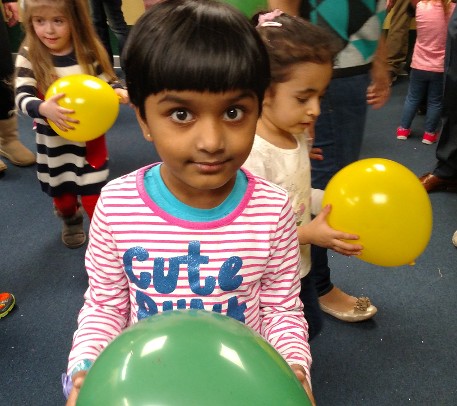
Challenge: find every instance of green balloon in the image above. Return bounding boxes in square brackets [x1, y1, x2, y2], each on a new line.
[77, 310, 311, 406]
[223, 0, 268, 17]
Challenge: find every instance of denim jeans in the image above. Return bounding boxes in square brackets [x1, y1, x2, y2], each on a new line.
[310, 73, 370, 296]
[400, 68, 444, 133]
[89, 0, 130, 69]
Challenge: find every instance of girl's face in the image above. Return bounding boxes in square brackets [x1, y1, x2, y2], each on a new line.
[136, 90, 259, 209]
[261, 61, 333, 138]
[31, 7, 72, 55]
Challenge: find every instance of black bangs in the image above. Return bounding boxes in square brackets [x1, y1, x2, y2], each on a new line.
[124, 0, 270, 117]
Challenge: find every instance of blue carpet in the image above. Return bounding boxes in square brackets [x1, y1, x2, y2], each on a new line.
[1, 77, 456, 405]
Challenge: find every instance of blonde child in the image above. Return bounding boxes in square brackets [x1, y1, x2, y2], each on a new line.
[15, 0, 129, 248]
[63, 1, 315, 404]
[244, 10, 367, 336]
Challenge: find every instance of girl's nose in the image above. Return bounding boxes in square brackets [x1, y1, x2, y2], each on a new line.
[195, 118, 225, 153]
[307, 98, 321, 119]
[44, 22, 54, 32]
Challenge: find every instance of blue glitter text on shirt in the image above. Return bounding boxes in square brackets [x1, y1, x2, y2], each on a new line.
[123, 241, 246, 322]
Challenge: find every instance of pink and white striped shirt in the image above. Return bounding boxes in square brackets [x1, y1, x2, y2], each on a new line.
[67, 165, 312, 381]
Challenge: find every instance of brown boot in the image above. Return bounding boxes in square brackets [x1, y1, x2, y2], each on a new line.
[56, 208, 87, 248]
[0, 158, 6, 173]
[0, 116, 36, 166]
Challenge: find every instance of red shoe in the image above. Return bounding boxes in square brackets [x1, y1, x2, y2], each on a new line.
[0, 292, 15, 318]
[422, 132, 438, 145]
[396, 127, 411, 140]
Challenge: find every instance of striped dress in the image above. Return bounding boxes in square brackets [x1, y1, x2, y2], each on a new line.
[67, 165, 312, 382]
[15, 48, 119, 197]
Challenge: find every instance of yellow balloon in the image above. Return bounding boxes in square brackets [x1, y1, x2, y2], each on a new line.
[44, 74, 120, 142]
[322, 158, 432, 267]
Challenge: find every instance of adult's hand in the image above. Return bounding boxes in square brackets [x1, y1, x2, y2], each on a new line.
[3, 1, 20, 27]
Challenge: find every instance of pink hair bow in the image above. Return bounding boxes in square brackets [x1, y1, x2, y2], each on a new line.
[257, 9, 283, 27]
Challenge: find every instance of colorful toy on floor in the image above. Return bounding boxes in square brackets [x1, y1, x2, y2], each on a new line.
[0, 292, 15, 318]
[76, 310, 311, 405]
[45, 74, 119, 142]
[322, 158, 432, 267]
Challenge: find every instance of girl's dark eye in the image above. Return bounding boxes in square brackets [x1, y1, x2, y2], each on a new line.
[170, 109, 193, 123]
[224, 107, 244, 121]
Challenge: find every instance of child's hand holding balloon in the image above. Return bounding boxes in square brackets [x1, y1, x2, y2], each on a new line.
[45, 74, 120, 142]
[65, 371, 87, 406]
[291, 364, 316, 406]
[115, 88, 130, 105]
[297, 204, 363, 257]
[39, 93, 79, 132]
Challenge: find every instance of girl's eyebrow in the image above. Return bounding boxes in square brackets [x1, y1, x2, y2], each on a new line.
[296, 88, 318, 95]
[158, 91, 256, 105]
[296, 86, 329, 95]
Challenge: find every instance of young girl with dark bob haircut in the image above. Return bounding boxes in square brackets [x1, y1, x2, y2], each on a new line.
[64, 1, 315, 404]
[126, 0, 269, 118]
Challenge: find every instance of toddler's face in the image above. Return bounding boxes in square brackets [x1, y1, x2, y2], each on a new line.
[262, 61, 332, 137]
[136, 89, 259, 208]
[31, 7, 72, 56]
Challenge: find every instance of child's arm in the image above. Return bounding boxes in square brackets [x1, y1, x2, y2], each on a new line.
[258, 199, 312, 386]
[15, 49, 78, 130]
[65, 193, 131, 400]
[297, 204, 363, 256]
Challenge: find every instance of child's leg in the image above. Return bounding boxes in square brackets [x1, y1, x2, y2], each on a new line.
[299, 275, 322, 341]
[80, 194, 100, 220]
[424, 72, 444, 134]
[53, 193, 79, 217]
[399, 69, 427, 130]
[53, 193, 86, 248]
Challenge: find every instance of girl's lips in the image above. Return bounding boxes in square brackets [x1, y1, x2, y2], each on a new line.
[193, 161, 227, 173]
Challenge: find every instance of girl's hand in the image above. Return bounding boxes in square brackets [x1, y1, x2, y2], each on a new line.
[290, 364, 316, 406]
[300, 205, 363, 256]
[39, 93, 79, 131]
[115, 88, 130, 104]
[65, 371, 87, 406]
[309, 146, 323, 161]
[306, 122, 323, 161]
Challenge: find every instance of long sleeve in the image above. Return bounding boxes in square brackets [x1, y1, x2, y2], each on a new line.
[67, 193, 131, 374]
[15, 49, 44, 119]
[67, 167, 312, 383]
[258, 198, 312, 381]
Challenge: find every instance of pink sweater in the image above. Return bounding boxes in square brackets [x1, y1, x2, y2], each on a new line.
[412, 1, 455, 72]
[67, 165, 312, 382]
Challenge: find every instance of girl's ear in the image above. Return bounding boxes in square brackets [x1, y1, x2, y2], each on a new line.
[134, 107, 154, 142]
[263, 86, 274, 107]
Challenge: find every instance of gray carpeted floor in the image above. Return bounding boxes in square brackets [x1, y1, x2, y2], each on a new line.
[1, 77, 456, 405]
